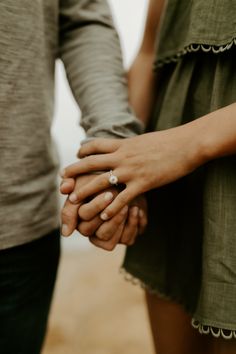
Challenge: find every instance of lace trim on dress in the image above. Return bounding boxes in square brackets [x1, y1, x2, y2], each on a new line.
[120, 267, 181, 302]
[155, 38, 236, 68]
[192, 319, 236, 339]
[121, 268, 236, 340]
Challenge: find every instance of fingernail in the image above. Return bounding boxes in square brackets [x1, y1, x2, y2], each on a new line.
[69, 193, 78, 203]
[121, 205, 128, 215]
[131, 206, 139, 217]
[100, 212, 109, 221]
[61, 224, 70, 237]
[104, 192, 113, 201]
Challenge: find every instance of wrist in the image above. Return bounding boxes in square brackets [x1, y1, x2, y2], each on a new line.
[180, 119, 213, 172]
[183, 104, 236, 169]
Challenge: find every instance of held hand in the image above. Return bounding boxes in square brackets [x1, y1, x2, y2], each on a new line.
[78, 195, 147, 251]
[62, 126, 203, 220]
[60, 174, 116, 236]
[60, 173, 147, 245]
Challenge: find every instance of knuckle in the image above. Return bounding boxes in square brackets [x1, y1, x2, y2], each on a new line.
[86, 156, 96, 169]
[95, 228, 103, 239]
[96, 230, 111, 241]
[76, 191, 84, 201]
[78, 207, 91, 221]
[61, 208, 75, 220]
[105, 242, 116, 251]
[92, 199, 102, 214]
[103, 230, 113, 241]
[112, 215, 123, 226]
[98, 178, 108, 189]
[79, 223, 94, 236]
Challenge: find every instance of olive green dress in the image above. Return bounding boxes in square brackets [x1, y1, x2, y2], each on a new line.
[123, 0, 236, 338]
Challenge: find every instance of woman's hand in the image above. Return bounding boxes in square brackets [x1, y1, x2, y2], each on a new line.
[62, 125, 204, 220]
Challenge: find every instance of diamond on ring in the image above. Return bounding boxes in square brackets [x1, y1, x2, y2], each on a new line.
[108, 170, 118, 185]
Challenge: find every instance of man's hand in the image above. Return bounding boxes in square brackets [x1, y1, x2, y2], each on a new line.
[60, 174, 115, 237]
[60, 174, 147, 250]
[77, 194, 147, 251]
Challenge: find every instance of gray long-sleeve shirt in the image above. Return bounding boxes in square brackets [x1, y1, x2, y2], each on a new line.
[0, 0, 143, 249]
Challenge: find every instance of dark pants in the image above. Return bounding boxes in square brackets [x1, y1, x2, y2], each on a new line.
[0, 229, 60, 354]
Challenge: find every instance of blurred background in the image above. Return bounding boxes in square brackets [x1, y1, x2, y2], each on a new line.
[43, 1, 154, 353]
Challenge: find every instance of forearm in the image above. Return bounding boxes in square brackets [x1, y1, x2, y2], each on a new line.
[59, 0, 143, 139]
[128, 52, 156, 125]
[185, 103, 236, 166]
[128, 0, 166, 125]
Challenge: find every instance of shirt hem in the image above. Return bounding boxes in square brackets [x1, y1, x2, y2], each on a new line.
[0, 218, 60, 250]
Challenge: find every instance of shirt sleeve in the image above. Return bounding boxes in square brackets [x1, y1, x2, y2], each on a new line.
[58, 0, 144, 139]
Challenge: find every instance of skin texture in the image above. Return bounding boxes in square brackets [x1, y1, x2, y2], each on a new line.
[145, 292, 211, 354]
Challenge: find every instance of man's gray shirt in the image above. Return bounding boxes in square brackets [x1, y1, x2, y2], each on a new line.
[0, 0, 142, 249]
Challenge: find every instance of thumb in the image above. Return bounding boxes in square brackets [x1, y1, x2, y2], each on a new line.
[60, 178, 75, 195]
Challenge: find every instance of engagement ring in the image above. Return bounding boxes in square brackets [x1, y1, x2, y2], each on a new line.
[108, 170, 118, 185]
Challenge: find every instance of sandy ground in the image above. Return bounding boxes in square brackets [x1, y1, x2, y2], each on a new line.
[42, 245, 154, 354]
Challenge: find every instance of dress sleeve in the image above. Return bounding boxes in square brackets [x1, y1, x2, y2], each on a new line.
[58, 0, 144, 139]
